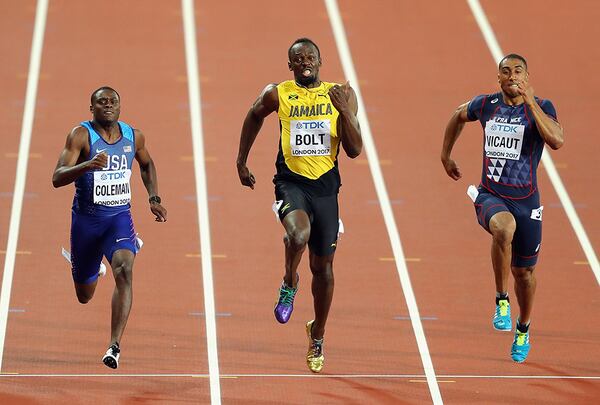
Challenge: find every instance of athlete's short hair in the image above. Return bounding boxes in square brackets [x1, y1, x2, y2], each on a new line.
[288, 37, 321, 61]
[91, 86, 120, 104]
[498, 54, 528, 70]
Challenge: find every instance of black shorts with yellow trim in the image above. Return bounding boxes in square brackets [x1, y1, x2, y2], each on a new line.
[274, 180, 339, 256]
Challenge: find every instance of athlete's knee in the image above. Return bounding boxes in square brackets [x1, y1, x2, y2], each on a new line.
[286, 227, 310, 250]
[512, 266, 535, 283]
[490, 220, 516, 246]
[75, 290, 93, 304]
[113, 261, 133, 285]
[310, 257, 334, 279]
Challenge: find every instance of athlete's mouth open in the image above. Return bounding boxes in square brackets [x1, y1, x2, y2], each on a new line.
[302, 68, 312, 77]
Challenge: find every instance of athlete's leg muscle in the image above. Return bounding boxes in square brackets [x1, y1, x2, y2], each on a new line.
[309, 251, 334, 340]
[489, 211, 516, 293]
[282, 210, 310, 288]
[74, 280, 98, 304]
[109, 249, 135, 345]
[511, 265, 536, 325]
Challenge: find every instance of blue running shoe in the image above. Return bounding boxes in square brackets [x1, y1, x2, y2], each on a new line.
[274, 278, 298, 324]
[493, 299, 512, 331]
[511, 329, 530, 363]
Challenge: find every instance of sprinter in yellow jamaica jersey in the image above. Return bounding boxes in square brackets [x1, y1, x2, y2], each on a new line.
[237, 38, 362, 373]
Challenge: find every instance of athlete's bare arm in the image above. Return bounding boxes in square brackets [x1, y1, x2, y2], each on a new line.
[52, 126, 107, 188]
[330, 82, 362, 158]
[516, 80, 564, 150]
[134, 129, 167, 222]
[441, 102, 472, 181]
[236, 84, 279, 189]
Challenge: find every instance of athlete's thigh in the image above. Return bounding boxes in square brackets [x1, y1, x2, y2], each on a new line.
[101, 210, 137, 263]
[70, 212, 105, 285]
[510, 193, 543, 267]
[274, 180, 312, 221]
[474, 189, 510, 233]
[308, 193, 339, 257]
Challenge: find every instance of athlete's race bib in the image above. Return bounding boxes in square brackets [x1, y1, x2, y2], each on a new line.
[290, 119, 331, 157]
[93, 169, 132, 206]
[484, 121, 524, 160]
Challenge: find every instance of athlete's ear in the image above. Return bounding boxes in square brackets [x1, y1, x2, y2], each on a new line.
[89, 105, 93, 113]
[288, 61, 292, 71]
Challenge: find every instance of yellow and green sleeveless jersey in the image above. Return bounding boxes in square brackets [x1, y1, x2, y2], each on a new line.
[274, 80, 342, 195]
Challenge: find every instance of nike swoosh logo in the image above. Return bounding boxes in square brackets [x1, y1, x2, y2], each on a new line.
[96, 148, 108, 154]
[116, 237, 129, 243]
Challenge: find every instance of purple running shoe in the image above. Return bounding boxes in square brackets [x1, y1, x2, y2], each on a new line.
[274, 278, 298, 324]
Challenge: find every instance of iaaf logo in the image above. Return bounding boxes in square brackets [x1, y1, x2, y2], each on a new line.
[490, 123, 518, 133]
[296, 121, 326, 130]
[100, 171, 127, 181]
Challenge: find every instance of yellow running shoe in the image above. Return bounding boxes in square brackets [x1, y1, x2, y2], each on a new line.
[306, 320, 324, 373]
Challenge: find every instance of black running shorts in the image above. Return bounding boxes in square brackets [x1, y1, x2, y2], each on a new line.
[274, 180, 339, 256]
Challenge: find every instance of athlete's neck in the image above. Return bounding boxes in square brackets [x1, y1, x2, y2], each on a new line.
[295, 78, 321, 89]
[91, 119, 120, 140]
[501, 92, 525, 107]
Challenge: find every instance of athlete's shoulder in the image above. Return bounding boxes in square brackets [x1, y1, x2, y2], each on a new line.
[276, 80, 296, 92]
[467, 92, 499, 120]
[534, 96, 558, 119]
[70, 123, 89, 139]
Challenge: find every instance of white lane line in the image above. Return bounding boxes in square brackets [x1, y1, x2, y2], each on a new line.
[181, 1, 221, 404]
[324, 1, 443, 404]
[0, 0, 49, 372]
[0, 373, 598, 379]
[467, 0, 600, 285]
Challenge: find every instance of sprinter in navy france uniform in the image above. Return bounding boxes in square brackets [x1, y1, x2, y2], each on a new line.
[441, 54, 564, 363]
[52, 87, 167, 369]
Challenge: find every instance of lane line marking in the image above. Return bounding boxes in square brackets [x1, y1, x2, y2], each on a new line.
[181, 1, 221, 404]
[467, 0, 600, 285]
[0, 0, 49, 372]
[324, 1, 442, 404]
[0, 373, 598, 379]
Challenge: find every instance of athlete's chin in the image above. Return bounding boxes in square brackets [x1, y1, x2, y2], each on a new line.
[502, 87, 520, 99]
[295, 75, 317, 87]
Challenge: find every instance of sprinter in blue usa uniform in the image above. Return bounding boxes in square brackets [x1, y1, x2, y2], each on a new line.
[441, 54, 564, 362]
[52, 87, 167, 369]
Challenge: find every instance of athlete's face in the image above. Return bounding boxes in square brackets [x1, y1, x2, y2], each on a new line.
[90, 89, 121, 123]
[288, 43, 321, 87]
[498, 59, 528, 98]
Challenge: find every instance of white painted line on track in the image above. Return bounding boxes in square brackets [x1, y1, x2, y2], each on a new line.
[0, 0, 48, 372]
[181, 1, 221, 404]
[467, 0, 600, 285]
[0, 373, 598, 379]
[324, 1, 443, 404]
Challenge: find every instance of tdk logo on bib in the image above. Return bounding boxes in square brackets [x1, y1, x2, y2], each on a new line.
[490, 123, 518, 133]
[296, 121, 326, 130]
[485, 120, 524, 160]
[100, 171, 127, 181]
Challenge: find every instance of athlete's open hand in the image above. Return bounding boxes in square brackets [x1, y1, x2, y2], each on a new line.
[150, 203, 167, 222]
[328, 81, 351, 113]
[442, 157, 462, 181]
[88, 152, 108, 170]
[237, 163, 256, 190]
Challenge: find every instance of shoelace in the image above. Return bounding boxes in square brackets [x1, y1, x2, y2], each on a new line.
[110, 344, 121, 355]
[309, 337, 324, 357]
[515, 332, 528, 346]
[278, 285, 297, 306]
[497, 301, 509, 317]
